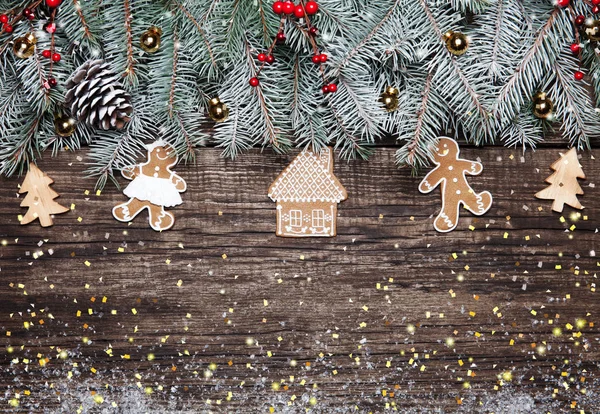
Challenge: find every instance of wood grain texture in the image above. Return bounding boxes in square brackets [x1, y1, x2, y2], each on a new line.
[1, 145, 600, 412]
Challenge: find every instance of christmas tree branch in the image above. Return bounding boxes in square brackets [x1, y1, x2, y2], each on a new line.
[403, 72, 434, 167]
[172, 0, 217, 71]
[168, 27, 180, 119]
[123, 0, 137, 85]
[72, 0, 93, 41]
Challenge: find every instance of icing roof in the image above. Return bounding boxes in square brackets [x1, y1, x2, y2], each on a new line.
[268, 147, 347, 203]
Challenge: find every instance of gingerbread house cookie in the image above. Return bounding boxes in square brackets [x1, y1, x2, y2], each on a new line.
[268, 147, 347, 237]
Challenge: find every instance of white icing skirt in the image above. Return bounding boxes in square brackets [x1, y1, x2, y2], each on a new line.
[123, 174, 183, 207]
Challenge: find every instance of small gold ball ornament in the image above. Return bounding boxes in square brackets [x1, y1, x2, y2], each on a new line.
[140, 27, 162, 53]
[444, 31, 469, 56]
[532, 92, 553, 119]
[380, 86, 399, 112]
[13, 33, 37, 59]
[207, 97, 229, 122]
[54, 114, 77, 137]
[584, 19, 600, 42]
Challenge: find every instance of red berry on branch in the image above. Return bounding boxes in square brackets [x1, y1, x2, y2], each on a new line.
[42, 49, 51, 58]
[266, 55, 275, 64]
[23, 8, 32, 16]
[4, 24, 13, 33]
[305, 1, 319, 15]
[45, 0, 63, 8]
[574, 70, 584, 80]
[276, 32, 286, 42]
[44, 22, 56, 33]
[322, 85, 329, 94]
[328, 84, 338, 93]
[272, 1, 284, 14]
[282, 1, 294, 14]
[312, 55, 321, 64]
[51, 52, 61, 62]
[309, 27, 318, 36]
[593, 0, 600, 5]
[294, 5, 304, 18]
[257, 53, 266, 62]
[48, 77, 57, 88]
[570, 43, 581, 53]
[0, 14, 8, 24]
[575, 15, 585, 25]
[249, 77, 260, 87]
[594, 5, 600, 13]
[319, 53, 328, 63]
[556, 0, 569, 7]
[26, 12, 35, 20]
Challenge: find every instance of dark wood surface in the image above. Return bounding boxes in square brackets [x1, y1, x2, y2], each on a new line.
[1, 144, 600, 412]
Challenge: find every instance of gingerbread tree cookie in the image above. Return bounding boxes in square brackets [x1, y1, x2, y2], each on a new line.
[112, 140, 186, 231]
[535, 148, 585, 213]
[268, 147, 347, 237]
[19, 163, 69, 227]
[419, 137, 493, 232]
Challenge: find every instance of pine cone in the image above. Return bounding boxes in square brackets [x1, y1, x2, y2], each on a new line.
[65, 59, 133, 130]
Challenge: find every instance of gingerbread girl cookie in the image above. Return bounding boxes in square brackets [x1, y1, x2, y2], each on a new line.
[418, 137, 492, 232]
[112, 140, 186, 231]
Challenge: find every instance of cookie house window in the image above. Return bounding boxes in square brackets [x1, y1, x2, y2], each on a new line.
[290, 210, 302, 227]
[312, 209, 325, 228]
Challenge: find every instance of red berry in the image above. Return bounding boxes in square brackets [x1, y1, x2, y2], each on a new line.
[322, 85, 329, 94]
[593, 0, 600, 5]
[594, 5, 600, 13]
[249, 77, 259, 87]
[4, 24, 13, 33]
[257, 53, 266, 62]
[266, 55, 274, 64]
[328, 84, 337, 93]
[26, 12, 35, 20]
[312, 55, 321, 64]
[51, 53, 61, 62]
[556, 0, 569, 7]
[309, 27, 318, 36]
[272, 1, 284, 14]
[44, 22, 56, 33]
[574, 70, 584, 80]
[276, 32, 286, 42]
[319, 53, 328, 63]
[23, 8, 32, 16]
[294, 5, 304, 18]
[42, 49, 51, 58]
[0, 14, 8, 24]
[282, 1, 294, 14]
[570, 43, 581, 53]
[45, 0, 63, 8]
[575, 15, 585, 25]
[305, 1, 319, 15]
[48, 77, 57, 87]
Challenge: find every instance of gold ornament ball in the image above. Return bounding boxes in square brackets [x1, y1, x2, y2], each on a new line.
[13, 33, 37, 59]
[208, 97, 229, 122]
[380, 88, 399, 113]
[444, 31, 469, 56]
[585, 19, 600, 42]
[532, 92, 553, 119]
[140, 27, 162, 53]
[54, 115, 77, 137]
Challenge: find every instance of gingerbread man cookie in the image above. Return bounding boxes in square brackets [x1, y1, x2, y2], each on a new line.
[112, 140, 186, 231]
[418, 137, 492, 232]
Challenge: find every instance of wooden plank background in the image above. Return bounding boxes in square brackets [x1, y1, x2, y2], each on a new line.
[1, 142, 600, 412]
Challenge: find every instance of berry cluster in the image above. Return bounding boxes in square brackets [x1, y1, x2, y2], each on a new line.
[568, 14, 600, 81]
[0, 14, 13, 33]
[249, 1, 337, 94]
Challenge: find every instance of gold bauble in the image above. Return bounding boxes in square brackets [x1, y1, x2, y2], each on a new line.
[380, 87, 399, 113]
[140, 27, 162, 53]
[585, 19, 600, 42]
[54, 114, 77, 137]
[208, 97, 229, 122]
[532, 92, 553, 120]
[13, 33, 37, 59]
[444, 31, 469, 56]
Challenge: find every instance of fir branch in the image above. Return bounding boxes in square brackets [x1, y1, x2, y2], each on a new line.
[123, 0, 137, 85]
[404, 71, 434, 167]
[168, 28, 180, 119]
[73, 0, 93, 41]
[172, 0, 218, 71]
